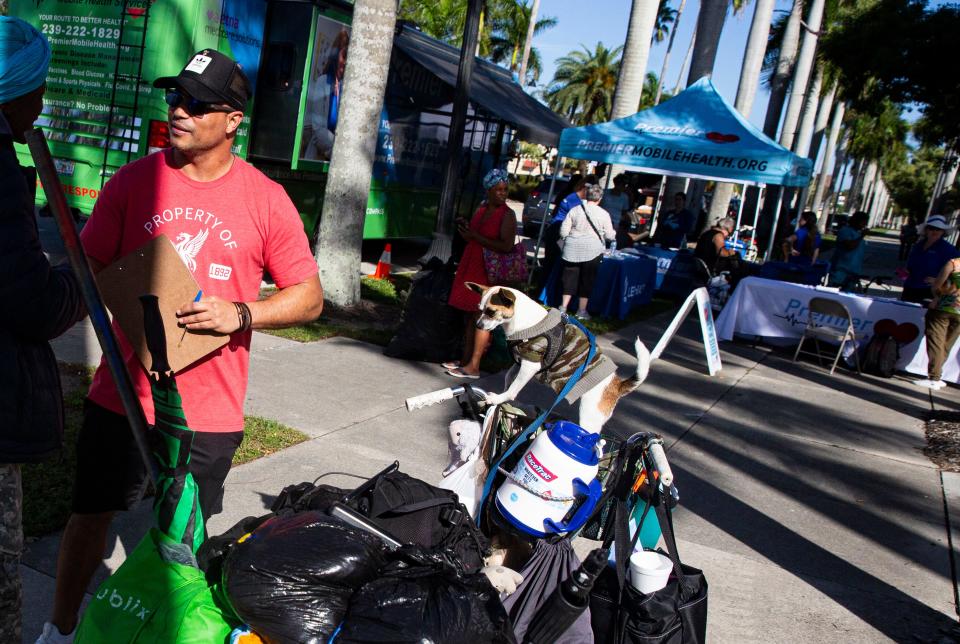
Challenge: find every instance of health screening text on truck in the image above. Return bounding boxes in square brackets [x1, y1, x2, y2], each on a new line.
[11, 0, 568, 240]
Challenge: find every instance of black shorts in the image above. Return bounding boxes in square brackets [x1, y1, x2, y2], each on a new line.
[561, 255, 602, 298]
[73, 399, 243, 520]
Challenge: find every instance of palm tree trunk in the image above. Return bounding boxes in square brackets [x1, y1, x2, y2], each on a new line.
[708, 0, 776, 225]
[686, 0, 730, 84]
[518, 0, 540, 84]
[673, 28, 696, 95]
[778, 0, 826, 151]
[821, 142, 847, 224]
[655, 0, 688, 105]
[812, 100, 845, 223]
[762, 0, 802, 139]
[791, 65, 824, 213]
[765, 0, 825, 251]
[793, 66, 824, 158]
[611, 0, 661, 119]
[808, 79, 838, 172]
[678, 0, 730, 233]
[315, 0, 396, 306]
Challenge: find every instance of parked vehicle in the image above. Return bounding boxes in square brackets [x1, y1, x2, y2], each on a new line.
[10, 1, 547, 240]
[522, 177, 570, 237]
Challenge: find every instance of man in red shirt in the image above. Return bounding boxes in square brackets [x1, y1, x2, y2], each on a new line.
[38, 50, 324, 643]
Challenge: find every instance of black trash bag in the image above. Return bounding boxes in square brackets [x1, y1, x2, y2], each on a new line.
[338, 563, 517, 643]
[221, 511, 387, 644]
[384, 258, 464, 363]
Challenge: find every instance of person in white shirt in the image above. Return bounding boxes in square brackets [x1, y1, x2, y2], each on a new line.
[599, 173, 631, 228]
[560, 183, 616, 319]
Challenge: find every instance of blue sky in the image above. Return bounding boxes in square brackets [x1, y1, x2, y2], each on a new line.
[532, 0, 797, 129]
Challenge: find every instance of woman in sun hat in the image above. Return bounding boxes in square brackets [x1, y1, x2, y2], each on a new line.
[445, 168, 518, 378]
[902, 214, 960, 304]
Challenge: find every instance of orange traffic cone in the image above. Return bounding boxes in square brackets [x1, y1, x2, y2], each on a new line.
[370, 243, 392, 279]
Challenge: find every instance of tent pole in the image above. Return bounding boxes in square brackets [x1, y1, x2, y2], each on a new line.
[529, 153, 563, 286]
[764, 187, 785, 262]
[732, 184, 746, 243]
[752, 186, 764, 230]
[649, 175, 667, 239]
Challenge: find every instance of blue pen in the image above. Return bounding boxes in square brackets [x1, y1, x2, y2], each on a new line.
[177, 290, 203, 347]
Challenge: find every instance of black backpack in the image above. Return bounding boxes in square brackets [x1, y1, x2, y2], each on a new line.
[862, 333, 898, 378]
[349, 471, 490, 574]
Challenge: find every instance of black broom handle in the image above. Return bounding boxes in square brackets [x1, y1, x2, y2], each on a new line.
[26, 129, 159, 485]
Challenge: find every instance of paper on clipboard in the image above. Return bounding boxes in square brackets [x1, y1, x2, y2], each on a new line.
[96, 234, 229, 374]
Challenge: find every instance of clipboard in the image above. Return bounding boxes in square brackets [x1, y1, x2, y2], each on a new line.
[96, 234, 229, 374]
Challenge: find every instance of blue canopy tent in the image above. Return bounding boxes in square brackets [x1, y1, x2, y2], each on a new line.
[534, 78, 814, 261]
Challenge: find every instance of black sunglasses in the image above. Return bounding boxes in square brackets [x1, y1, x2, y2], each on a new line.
[164, 90, 233, 116]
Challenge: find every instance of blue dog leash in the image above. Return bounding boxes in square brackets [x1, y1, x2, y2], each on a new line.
[476, 313, 598, 526]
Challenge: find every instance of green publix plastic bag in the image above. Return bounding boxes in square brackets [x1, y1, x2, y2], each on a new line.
[74, 528, 238, 643]
[75, 296, 239, 643]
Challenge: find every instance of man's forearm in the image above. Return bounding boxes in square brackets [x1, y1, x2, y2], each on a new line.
[248, 275, 324, 329]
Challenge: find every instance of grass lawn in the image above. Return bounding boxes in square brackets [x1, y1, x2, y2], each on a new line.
[260, 274, 412, 345]
[21, 364, 307, 538]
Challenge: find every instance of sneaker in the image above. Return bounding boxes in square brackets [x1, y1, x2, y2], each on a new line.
[914, 378, 946, 390]
[36, 623, 74, 643]
[575, 310, 592, 321]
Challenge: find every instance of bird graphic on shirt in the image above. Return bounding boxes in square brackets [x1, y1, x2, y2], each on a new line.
[174, 229, 209, 273]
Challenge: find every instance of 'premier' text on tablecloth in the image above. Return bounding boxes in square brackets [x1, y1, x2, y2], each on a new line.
[782, 298, 874, 333]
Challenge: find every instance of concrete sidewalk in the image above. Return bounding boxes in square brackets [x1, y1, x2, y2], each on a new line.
[22, 309, 960, 643]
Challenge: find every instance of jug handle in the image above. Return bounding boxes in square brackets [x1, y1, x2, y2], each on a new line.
[543, 477, 603, 535]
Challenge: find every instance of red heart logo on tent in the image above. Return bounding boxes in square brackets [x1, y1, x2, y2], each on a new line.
[874, 318, 920, 344]
[706, 132, 740, 144]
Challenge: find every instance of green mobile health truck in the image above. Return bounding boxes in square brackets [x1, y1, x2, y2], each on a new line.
[11, 0, 557, 239]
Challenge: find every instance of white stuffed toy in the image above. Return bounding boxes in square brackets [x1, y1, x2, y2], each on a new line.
[443, 419, 482, 476]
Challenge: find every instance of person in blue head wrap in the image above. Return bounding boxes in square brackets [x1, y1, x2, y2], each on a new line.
[445, 167, 518, 378]
[0, 16, 83, 644]
[0, 15, 51, 142]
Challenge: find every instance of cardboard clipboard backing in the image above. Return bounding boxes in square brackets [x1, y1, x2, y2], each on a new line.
[96, 234, 229, 374]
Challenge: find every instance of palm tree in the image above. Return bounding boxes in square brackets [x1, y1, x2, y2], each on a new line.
[652, 2, 678, 44]
[316, 0, 397, 306]
[707, 0, 776, 223]
[611, 0, 663, 122]
[399, 0, 495, 55]
[655, 0, 687, 104]
[544, 42, 622, 126]
[761, 1, 802, 138]
[778, 0, 826, 151]
[488, 0, 557, 85]
[639, 72, 671, 110]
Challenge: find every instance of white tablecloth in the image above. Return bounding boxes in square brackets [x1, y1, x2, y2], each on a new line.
[715, 277, 960, 382]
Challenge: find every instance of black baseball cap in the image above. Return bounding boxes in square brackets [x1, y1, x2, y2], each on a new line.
[153, 49, 250, 111]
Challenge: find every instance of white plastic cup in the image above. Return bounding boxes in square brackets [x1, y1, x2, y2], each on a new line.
[629, 550, 673, 594]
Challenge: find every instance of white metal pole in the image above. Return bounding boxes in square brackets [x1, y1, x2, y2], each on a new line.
[752, 186, 764, 229]
[733, 184, 747, 243]
[764, 188, 786, 262]
[649, 175, 668, 239]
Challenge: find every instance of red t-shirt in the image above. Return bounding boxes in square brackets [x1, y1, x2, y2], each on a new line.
[80, 150, 317, 432]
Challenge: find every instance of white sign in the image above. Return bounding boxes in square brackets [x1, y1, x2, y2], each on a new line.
[651, 287, 722, 376]
[696, 288, 722, 376]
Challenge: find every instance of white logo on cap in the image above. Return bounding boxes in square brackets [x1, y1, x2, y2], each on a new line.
[185, 55, 213, 75]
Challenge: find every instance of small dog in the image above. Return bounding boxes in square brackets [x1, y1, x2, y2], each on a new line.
[465, 282, 651, 433]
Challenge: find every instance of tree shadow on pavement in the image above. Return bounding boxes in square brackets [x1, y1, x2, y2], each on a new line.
[667, 387, 953, 641]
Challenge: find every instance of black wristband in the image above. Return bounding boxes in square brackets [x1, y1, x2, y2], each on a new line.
[233, 302, 252, 332]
